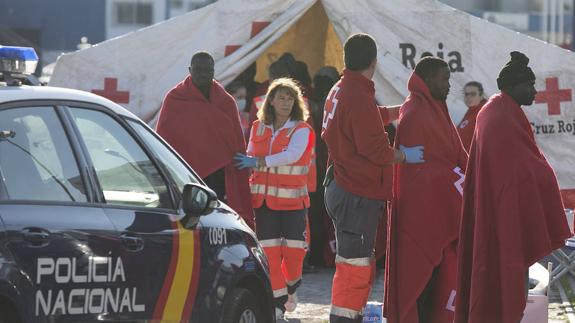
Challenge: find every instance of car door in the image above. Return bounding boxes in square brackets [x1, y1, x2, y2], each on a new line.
[65, 105, 202, 322]
[0, 104, 119, 323]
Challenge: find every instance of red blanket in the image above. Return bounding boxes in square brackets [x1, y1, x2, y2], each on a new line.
[454, 92, 571, 323]
[384, 74, 468, 323]
[156, 76, 254, 228]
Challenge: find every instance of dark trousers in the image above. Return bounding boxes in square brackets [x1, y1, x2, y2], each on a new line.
[203, 167, 226, 201]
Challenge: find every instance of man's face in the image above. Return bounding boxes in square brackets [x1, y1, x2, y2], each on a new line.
[189, 56, 214, 87]
[427, 67, 451, 101]
[512, 80, 537, 106]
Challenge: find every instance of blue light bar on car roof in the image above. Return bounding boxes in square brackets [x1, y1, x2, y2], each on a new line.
[0, 46, 39, 75]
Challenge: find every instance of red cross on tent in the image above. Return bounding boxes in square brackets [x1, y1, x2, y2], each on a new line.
[534, 77, 572, 115]
[224, 21, 271, 57]
[91, 78, 130, 104]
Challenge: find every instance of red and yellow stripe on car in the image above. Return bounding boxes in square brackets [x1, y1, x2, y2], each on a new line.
[153, 220, 201, 322]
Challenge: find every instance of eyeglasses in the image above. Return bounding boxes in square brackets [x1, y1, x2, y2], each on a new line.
[464, 92, 478, 97]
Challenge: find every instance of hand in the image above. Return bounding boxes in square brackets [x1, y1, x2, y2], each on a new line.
[234, 153, 258, 169]
[399, 145, 425, 164]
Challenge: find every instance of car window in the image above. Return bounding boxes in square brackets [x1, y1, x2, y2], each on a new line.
[127, 119, 199, 197]
[0, 107, 87, 202]
[68, 108, 173, 209]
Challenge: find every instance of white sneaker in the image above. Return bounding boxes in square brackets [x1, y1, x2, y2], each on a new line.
[285, 292, 298, 312]
[275, 307, 285, 320]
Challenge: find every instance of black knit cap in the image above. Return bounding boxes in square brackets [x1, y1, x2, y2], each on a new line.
[497, 51, 536, 90]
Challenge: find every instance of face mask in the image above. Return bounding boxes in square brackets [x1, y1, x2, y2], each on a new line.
[236, 99, 247, 112]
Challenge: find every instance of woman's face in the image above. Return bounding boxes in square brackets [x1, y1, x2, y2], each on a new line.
[271, 88, 295, 119]
[463, 85, 482, 108]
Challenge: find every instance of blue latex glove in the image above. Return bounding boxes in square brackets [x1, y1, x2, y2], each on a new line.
[399, 145, 425, 164]
[234, 153, 258, 169]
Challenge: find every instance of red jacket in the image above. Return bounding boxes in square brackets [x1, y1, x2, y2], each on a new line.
[321, 69, 395, 200]
[457, 100, 486, 152]
[454, 93, 571, 323]
[384, 73, 468, 323]
[156, 76, 254, 228]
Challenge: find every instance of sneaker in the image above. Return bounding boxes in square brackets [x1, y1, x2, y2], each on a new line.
[285, 292, 298, 312]
[275, 307, 285, 320]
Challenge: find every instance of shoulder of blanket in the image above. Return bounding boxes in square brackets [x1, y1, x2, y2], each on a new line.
[477, 96, 520, 137]
[163, 78, 189, 101]
[399, 94, 428, 121]
[213, 83, 239, 110]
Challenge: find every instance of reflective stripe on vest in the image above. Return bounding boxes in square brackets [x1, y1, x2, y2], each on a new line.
[256, 121, 266, 136]
[250, 184, 308, 199]
[255, 165, 310, 175]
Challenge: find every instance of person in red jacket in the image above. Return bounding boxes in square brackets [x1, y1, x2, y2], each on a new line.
[384, 57, 468, 323]
[321, 33, 424, 323]
[454, 51, 571, 323]
[156, 51, 254, 228]
[457, 81, 487, 152]
[234, 78, 315, 321]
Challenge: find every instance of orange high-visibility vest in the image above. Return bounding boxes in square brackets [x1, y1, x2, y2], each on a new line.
[249, 120, 315, 210]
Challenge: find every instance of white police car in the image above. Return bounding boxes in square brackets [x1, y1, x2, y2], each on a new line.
[0, 46, 274, 323]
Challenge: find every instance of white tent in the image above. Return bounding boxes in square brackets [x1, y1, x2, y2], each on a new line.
[50, 0, 575, 204]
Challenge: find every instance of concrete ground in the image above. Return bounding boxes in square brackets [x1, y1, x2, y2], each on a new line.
[280, 266, 572, 323]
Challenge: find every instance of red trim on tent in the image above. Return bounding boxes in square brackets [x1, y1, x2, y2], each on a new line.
[250, 21, 271, 38]
[224, 45, 241, 57]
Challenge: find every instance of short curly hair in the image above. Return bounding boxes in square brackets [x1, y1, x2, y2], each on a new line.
[257, 78, 309, 125]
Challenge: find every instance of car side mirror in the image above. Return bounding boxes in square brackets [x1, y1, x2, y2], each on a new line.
[180, 183, 218, 228]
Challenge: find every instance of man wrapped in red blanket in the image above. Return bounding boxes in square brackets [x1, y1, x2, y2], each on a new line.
[156, 51, 254, 228]
[384, 57, 468, 323]
[454, 51, 571, 323]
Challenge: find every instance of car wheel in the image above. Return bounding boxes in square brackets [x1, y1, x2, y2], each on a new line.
[220, 288, 262, 323]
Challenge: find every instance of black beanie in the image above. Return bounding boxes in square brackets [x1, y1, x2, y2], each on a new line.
[497, 51, 535, 90]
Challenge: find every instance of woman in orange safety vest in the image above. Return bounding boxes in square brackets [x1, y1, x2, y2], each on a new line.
[234, 78, 315, 321]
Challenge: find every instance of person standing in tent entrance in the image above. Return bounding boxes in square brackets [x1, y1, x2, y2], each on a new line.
[155, 51, 254, 228]
[454, 51, 571, 323]
[225, 80, 250, 138]
[234, 78, 315, 321]
[321, 33, 425, 323]
[457, 81, 487, 152]
[384, 57, 468, 323]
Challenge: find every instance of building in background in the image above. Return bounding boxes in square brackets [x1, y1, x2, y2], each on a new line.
[0, 0, 216, 75]
[442, 0, 573, 49]
[0, 0, 106, 73]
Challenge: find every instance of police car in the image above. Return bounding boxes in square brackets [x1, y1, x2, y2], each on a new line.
[0, 46, 274, 323]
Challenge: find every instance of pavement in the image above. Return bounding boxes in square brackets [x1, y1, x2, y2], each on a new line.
[279, 265, 573, 323]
